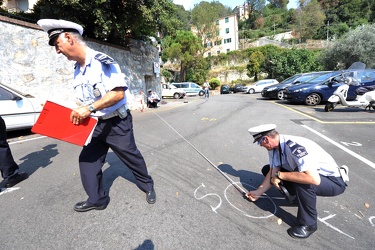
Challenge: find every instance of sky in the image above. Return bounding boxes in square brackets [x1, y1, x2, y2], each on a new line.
[173, 0, 298, 11]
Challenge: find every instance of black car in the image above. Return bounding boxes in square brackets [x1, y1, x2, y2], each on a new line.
[261, 72, 331, 100]
[232, 84, 245, 93]
[220, 84, 231, 94]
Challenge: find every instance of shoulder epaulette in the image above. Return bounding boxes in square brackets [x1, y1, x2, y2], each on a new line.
[95, 53, 116, 65]
[286, 140, 308, 158]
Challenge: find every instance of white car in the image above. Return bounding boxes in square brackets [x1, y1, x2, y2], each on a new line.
[0, 83, 44, 131]
[245, 79, 279, 94]
[161, 83, 186, 99]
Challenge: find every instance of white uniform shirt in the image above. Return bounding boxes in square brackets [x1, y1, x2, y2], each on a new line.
[73, 48, 127, 117]
[268, 134, 341, 177]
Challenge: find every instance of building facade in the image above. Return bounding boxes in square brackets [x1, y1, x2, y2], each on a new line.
[203, 13, 239, 58]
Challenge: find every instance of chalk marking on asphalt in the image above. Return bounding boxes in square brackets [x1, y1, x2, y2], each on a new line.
[0, 187, 20, 196]
[8, 136, 47, 145]
[274, 102, 375, 124]
[369, 216, 375, 227]
[301, 124, 375, 170]
[194, 183, 222, 213]
[318, 214, 355, 239]
[224, 182, 276, 219]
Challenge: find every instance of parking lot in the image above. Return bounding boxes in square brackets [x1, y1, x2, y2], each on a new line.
[2, 93, 375, 249]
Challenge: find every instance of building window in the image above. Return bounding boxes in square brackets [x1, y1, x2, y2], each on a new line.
[216, 30, 220, 36]
[225, 28, 229, 34]
[208, 52, 212, 57]
[214, 40, 222, 46]
[217, 51, 220, 55]
[227, 49, 230, 53]
[216, 20, 219, 25]
[224, 38, 232, 44]
[225, 17, 229, 23]
[206, 33, 211, 38]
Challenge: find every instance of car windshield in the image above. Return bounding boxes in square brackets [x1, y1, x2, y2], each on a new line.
[0, 83, 34, 98]
[279, 74, 303, 84]
[304, 72, 339, 84]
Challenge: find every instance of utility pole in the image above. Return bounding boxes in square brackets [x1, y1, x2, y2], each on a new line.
[326, 20, 330, 41]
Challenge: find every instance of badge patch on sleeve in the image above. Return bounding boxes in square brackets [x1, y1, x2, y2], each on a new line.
[286, 140, 308, 158]
[95, 53, 116, 64]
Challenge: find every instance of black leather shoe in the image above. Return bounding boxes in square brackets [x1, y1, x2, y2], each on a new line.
[6, 172, 29, 188]
[73, 201, 108, 212]
[287, 225, 317, 239]
[146, 189, 156, 204]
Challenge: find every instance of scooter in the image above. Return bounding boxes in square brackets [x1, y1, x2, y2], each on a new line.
[325, 76, 375, 112]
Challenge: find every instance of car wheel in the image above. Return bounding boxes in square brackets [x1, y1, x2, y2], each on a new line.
[199, 90, 205, 96]
[277, 90, 285, 100]
[324, 101, 336, 112]
[173, 93, 181, 99]
[305, 93, 321, 106]
[249, 89, 255, 94]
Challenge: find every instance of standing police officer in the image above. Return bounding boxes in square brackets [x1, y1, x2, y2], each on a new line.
[37, 19, 156, 212]
[0, 116, 28, 189]
[246, 124, 347, 239]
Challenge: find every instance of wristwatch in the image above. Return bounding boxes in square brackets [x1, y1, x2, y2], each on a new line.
[275, 171, 282, 180]
[88, 104, 96, 113]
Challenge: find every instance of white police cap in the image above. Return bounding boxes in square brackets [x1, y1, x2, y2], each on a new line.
[147, 89, 152, 92]
[37, 19, 84, 46]
[248, 124, 277, 143]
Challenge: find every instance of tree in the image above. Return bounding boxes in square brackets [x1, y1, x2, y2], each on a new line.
[162, 30, 202, 82]
[319, 24, 375, 69]
[247, 51, 266, 81]
[29, 0, 180, 46]
[246, 0, 266, 29]
[293, 0, 325, 42]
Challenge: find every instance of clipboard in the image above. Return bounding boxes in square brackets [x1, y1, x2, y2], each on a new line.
[32, 101, 98, 146]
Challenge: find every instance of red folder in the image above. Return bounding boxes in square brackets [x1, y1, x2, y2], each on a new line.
[32, 101, 98, 146]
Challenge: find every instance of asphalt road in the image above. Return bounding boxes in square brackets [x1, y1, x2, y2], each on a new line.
[1, 93, 374, 249]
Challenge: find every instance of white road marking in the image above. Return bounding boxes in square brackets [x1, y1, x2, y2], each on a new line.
[302, 125, 375, 170]
[8, 136, 47, 145]
[0, 187, 20, 196]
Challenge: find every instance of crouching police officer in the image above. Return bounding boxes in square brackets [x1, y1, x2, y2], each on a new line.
[246, 124, 347, 239]
[37, 19, 156, 212]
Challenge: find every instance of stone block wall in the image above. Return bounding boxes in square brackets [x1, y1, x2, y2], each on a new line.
[0, 16, 160, 110]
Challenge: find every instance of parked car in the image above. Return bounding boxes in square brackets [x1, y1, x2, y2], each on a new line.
[0, 83, 44, 131]
[161, 83, 186, 99]
[172, 82, 205, 96]
[283, 69, 375, 105]
[261, 71, 332, 100]
[245, 79, 279, 94]
[233, 84, 245, 93]
[220, 84, 231, 94]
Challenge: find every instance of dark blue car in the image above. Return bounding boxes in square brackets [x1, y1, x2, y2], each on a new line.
[261, 71, 332, 100]
[283, 69, 375, 105]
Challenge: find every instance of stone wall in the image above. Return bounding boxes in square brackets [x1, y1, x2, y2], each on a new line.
[0, 16, 160, 110]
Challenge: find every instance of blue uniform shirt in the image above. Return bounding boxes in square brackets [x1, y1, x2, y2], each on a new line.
[268, 134, 341, 177]
[73, 48, 127, 117]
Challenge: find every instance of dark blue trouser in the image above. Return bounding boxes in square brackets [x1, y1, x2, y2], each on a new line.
[0, 116, 19, 180]
[262, 165, 346, 226]
[79, 112, 154, 206]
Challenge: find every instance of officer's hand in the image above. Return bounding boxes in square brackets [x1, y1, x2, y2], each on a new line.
[70, 107, 90, 125]
[245, 190, 262, 202]
[271, 177, 282, 190]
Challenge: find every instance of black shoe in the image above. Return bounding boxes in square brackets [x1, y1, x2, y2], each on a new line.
[6, 172, 29, 188]
[287, 225, 317, 239]
[146, 189, 156, 204]
[73, 201, 108, 212]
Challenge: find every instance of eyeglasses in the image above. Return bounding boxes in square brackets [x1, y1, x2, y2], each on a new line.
[257, 137, 265, 145]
